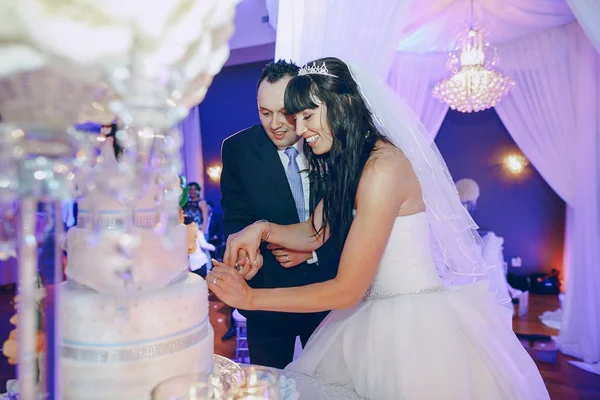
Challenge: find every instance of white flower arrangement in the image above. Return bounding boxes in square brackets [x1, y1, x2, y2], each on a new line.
[455, 178, 480, 204]
[279, 376, 300, 400]
[0, 0, 238, 108]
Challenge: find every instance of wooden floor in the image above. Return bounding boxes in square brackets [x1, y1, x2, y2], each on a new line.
[0, 287, 598, 399]
[511, 294, 600, 399]
[513, 293, 561, 337]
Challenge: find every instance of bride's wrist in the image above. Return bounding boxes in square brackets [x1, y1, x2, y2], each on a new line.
[247, 288, 257, 311]
[253, 219, 271, 242]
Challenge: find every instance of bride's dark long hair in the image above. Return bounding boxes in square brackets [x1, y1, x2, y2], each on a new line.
[284, 57, 388, 245]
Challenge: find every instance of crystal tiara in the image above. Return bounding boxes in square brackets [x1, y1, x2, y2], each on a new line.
[298, 62, 338, 78]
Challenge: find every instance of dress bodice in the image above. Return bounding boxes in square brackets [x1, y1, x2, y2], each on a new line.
[368, 212, 442, 296]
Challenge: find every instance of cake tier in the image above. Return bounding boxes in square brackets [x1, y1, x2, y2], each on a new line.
[65, 223, 188, 293]
[60, 273, 209, 343]
[62, 338, 213, 400]
[60, 273, 214, 399]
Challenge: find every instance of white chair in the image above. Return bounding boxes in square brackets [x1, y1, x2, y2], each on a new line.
[232, 309, 249, 363]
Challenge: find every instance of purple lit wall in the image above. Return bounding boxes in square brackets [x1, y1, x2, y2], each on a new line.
[197, 63, 565, 275]
[435, 109, 565, 275]
[198, 61, 266, 211]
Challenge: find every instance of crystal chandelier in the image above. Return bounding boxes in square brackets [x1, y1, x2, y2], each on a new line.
[432, 0, 515, 113]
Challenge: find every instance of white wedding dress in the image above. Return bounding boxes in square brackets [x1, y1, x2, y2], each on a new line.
[286, 212, 550, 399]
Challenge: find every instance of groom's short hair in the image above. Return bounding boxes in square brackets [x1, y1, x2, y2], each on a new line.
[256, 60, 299, 94]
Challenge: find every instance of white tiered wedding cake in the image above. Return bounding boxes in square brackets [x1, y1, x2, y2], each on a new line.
[60, 141, 214, 399]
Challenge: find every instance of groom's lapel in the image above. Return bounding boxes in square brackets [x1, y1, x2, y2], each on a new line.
[252, 129, 297, 210]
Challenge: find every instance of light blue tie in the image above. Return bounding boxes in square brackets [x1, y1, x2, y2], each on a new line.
[284, 147, 306, 222]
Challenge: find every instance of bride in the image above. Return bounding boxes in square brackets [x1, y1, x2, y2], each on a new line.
[207, 57, 549, 399]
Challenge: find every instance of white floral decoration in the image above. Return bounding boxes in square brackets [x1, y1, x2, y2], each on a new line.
[455, 178, 480, 204]
[1, 0, 239, 108]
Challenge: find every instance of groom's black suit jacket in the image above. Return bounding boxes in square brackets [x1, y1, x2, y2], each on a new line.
[220, 124, 340, 324]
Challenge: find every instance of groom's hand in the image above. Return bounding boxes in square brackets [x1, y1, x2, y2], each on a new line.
[267, 244, 312, 268]
[235, 249, 263, 280]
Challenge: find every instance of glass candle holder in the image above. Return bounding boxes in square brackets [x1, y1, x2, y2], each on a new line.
[151, 373, 236, 400]
[234, 366, 280, 400]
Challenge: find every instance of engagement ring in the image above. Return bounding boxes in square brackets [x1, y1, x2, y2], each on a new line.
[235, 263, 243, 272]
[212, 277, 218, 285]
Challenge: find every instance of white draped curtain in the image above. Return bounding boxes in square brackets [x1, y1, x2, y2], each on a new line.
[394, 0, 574, 53]
[179, 105, 205, 188]
[567, 0, 600, 53]
[492, 22, 600, 362]
[268, 0, 412, 79]
[387, 52, 449, 139]
[494, 24, 578, 206]
[568, 0, 600, 280]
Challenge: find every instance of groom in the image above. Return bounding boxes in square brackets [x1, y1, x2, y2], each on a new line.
[220, 60, 340, 369]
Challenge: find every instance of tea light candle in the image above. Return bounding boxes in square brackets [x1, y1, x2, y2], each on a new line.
[235, 366, 279, 400]
[189, 385, 199, 400]
[187, 382, 214, 400]
[247, 367, 258, 386]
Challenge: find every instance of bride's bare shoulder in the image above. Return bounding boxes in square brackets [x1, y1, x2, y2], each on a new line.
[364, 140, 409, 172]
[356, 141, 408, 209]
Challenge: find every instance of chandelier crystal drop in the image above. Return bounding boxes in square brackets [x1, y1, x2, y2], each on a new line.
[433, 15, 515, 113]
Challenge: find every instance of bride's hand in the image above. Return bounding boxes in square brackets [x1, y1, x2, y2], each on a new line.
[207, 260, 253, 310]
[224, 222, 268, 269]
